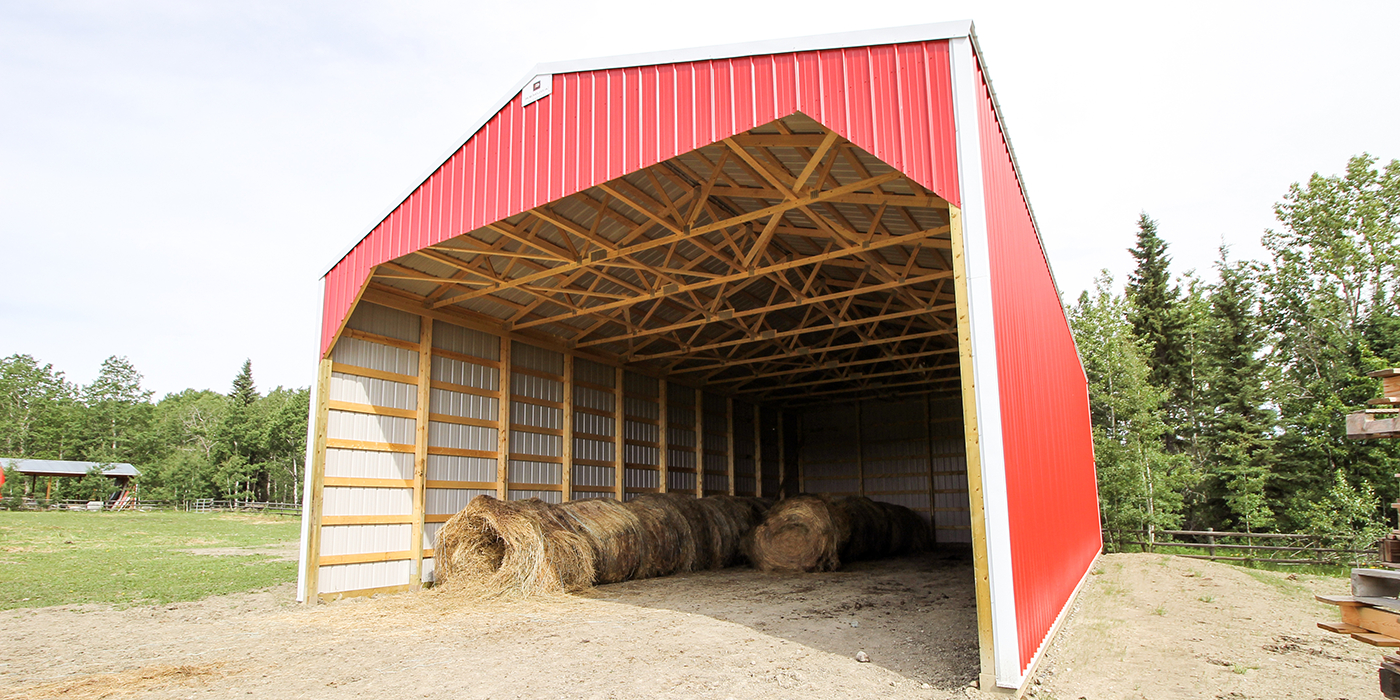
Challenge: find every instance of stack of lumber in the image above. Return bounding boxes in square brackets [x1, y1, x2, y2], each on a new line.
[1318, 569, 1400, 698]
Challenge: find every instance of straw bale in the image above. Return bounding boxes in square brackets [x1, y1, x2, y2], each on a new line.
[743, 494, 849, 573]
[558, 498, 644, 584]
[433, 495, 594, 597]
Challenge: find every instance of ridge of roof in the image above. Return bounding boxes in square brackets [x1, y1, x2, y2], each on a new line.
[322, 21, 975, 277]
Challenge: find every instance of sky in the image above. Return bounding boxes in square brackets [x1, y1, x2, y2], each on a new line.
[2, 1, 1398, 398]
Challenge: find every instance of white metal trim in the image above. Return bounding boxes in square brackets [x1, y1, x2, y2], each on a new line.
[295, 278, 326, 603]
[950, 35, 1020, 689]
[322, 21, 974, 276]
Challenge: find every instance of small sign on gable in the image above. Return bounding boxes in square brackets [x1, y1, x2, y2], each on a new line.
[522, 74, 552, 106]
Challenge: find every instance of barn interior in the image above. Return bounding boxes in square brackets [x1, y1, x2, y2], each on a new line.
[308, 112, 976, 601]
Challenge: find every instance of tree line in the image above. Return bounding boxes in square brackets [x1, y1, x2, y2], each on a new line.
[1072, 154, 1400, 545]
[0, 356, 308, 504]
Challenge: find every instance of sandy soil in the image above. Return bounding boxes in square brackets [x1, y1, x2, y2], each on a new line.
[0, 551, 1381, 700]
[0, 549, 978, 700]
[1029, 553, 1379, 700]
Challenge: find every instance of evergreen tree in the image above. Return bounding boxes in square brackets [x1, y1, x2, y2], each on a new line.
[1071, 272, 1194, 545]
[231, 359, 258, 407]
[1202, 247, 1276, 532]
[1125, 213, 1189, 451]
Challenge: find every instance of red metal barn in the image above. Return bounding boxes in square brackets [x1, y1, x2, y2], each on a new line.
[297, 20, 1099, 692]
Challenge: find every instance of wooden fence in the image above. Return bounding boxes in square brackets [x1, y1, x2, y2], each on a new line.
[1103, 528, 1380, 567]
[0, 497, 301, 516]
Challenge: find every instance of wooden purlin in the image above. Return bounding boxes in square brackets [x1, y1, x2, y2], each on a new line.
[363, 117, 957, 400]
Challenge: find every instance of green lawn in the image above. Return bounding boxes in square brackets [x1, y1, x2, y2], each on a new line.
[0, 511, 301, 610]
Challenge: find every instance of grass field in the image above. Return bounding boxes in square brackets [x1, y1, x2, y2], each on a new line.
[0, 511, 301, 610]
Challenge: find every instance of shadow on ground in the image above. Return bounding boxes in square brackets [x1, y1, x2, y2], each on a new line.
[576, 546, 980, 690]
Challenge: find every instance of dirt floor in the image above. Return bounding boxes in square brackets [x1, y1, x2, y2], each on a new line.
[0, 551, 1384, 699]
[1031, 553, 1380, 700]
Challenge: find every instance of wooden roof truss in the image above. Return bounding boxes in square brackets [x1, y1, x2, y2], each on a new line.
[364, 114, 960, 405]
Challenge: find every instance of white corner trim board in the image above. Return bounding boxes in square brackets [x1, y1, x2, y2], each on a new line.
[949, 35, 1021, 689]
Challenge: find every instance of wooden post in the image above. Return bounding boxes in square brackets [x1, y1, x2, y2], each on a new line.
[496, 338, 512, 500]
[950, 204, 997, 689]
[1206, 527, 1216, 560]
[46, 477, 51, 500]
[753, 404, 763, 498]
[614, 367, 625, 500]
[796, 413, 806, 494]
[695, 389, 705, 497]
[726, 396, 736, 496]
[777, 411, 786, 496]
[303, 357, 333, 603]
[410, 317, 433, 586]
[561, 352, 573, 502]
[925, 393, 938, 543]
[855, 400, 865, 497]
[658, 380, 669, 493]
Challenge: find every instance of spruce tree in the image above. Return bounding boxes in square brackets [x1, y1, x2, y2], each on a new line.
[1125, 213, 1189, 451]
[230, 360, 258, 407]
[1203, 248, 1276, 532]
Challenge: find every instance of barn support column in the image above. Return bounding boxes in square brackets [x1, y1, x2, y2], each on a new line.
[855, 401, 865, 497]
[925, 393, 939, 543]
[694, 390, 704, 497]
[753, 404, 763, 498]
[410, 317, 432, 586]
[496, 339, 512, 499]
[726, 397, 736, 496]
[950, 203, 1000, 690]
[302, 357, 332, 603]
[658, 380, 669, 493]
[795, 413, 805, 494]
[561, 352, 574, 501]
[613, 367, 624, 500]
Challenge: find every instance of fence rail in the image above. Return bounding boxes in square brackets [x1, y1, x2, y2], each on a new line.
[0, 497, 300, 516]
[1103, 528, 1380, 567]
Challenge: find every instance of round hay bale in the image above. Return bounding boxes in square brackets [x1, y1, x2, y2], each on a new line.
[837, 496, 893, 561]
[692, 496, 745, 569]
[433, 495, 594, 597]
[668, 494, 715, 572]
[743, 494, 849, 573]
[877, 500, 931, 555]
[558, 498, 644, 584]
[623, 493, 696, 577]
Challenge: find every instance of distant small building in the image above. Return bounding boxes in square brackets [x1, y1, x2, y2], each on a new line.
[3, 459, 140, 500]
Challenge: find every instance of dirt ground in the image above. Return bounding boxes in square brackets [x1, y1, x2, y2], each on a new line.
[0, 551, 1384, 700]
[1031, 553, 1380, 700]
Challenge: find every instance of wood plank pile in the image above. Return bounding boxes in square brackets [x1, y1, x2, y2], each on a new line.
[1318, 569, 1400, 697]
[1346, 369, 1400, 440]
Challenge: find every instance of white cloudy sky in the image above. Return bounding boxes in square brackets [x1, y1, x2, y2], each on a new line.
[2, 1, 1397, 397]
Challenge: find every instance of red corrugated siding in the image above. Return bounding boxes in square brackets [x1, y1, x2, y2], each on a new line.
[320, 40, 959, 355]
[977, 64, 1101, 672]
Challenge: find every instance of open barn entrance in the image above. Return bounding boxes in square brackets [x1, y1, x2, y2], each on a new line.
[304, 110, 981, 683]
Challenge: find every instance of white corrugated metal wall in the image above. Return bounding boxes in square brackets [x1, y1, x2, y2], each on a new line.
[319, 302, 422, 595]
[308, 304, 970, 600]
[797, 395, 972, 543]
